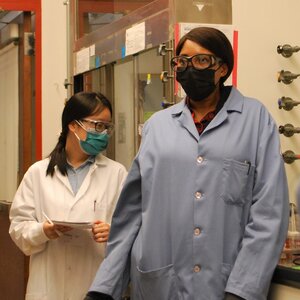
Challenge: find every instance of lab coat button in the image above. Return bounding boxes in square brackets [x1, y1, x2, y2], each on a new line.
[195, 192, 202, 199]
[194, 228, 201, 236]
[197, 156, 203, 164]
[194, 265, 201, 272]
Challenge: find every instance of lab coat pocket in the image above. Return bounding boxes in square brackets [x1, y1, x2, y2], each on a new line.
[136, 264, 181, 300]
[221, 159, 251, 206]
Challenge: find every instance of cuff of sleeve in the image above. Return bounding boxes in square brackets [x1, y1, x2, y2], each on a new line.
[224, 292, 245, 300]
[30, 222, 50, 245]
[85, 292, 114, 300]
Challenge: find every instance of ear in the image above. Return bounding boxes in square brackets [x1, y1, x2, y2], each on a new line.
[220, 63, 229, 78]
[68, 121, 77, 133]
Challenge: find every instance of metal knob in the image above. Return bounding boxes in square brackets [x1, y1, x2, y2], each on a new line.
[278, 96, 300, 111]
[282, 150, 300, 164]
[279, 123, 300, 137]
[158, 43, 173, 56]
[277, 44, 300, 58]
[160, 71, 174, 83]
[278, 70, 300, 84]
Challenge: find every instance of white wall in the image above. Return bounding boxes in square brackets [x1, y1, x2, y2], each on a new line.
[0, 44, 18, 202]
[232, 0, 300, 206]
[42, 0, 67, 157]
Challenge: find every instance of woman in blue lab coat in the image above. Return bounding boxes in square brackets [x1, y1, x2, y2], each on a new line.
[85, 27, 289, 300]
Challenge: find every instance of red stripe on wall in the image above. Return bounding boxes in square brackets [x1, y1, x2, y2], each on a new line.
[232, 30, 238, 87]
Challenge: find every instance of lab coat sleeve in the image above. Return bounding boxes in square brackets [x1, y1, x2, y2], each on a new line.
[89, 157, 142, 299]
[9, 166, 49, 256]
[88, 123, 149, 299]
[225, 108, 289, 300]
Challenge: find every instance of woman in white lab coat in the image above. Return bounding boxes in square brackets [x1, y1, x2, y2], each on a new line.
[9, 92, 127, 300]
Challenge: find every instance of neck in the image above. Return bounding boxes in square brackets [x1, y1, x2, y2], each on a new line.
[65, 134, 89, 168]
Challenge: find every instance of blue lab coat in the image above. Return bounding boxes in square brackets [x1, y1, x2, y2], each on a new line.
[89, 87, 289, 300]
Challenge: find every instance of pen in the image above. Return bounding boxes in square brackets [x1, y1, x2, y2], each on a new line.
[94, 200, 96, 212]
[42, 211, 53, 225]
[42, 211, 62, 236]
[244, 161, 251, 174]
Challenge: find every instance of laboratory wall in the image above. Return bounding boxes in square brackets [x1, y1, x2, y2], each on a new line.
[41, 0, 67, 157]
[0, 44, 18, 202]
[232, 0, 300, 205]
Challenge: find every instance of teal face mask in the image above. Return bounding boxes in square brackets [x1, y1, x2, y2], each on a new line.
[75, 131, 109, 156]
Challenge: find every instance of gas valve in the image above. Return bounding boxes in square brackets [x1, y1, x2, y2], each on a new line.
[277, 70, 300, 84]
[277, 44, 300, 58]
[282, 150, 300, 164]
[278, 96, 300, 111]
[279, 123, 300, 137]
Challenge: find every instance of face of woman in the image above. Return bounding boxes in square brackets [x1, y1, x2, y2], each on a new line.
[67, 106, 112, 148]
[74, 107, 112, 141]
[179, 39, 228, 85]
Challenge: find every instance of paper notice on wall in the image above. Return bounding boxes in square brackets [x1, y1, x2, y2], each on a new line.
[76, 47, 90, 74]
[90, 44, 95, 56]
[125, 22, 145, 56]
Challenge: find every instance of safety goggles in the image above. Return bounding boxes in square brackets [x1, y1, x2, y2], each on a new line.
[78, 119, 114, 135]
[170, 54, 223, 73]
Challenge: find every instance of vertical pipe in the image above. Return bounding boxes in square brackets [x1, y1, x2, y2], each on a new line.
[64, 0, 73, 98]
[133, 54, 139, 154]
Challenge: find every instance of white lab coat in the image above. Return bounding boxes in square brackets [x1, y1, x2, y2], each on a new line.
[9, 154, 127, 300]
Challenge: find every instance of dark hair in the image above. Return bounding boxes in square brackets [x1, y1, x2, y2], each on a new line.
[46, 92, 112, 177]
[176, 27, 234, 84]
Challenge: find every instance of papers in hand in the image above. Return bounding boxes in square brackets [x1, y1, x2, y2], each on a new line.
[51, 220, 93, 229]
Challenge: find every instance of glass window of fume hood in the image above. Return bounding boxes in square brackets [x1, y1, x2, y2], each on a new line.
[137, 47, 165, 124]
[76, 0, 156, 38]
[112, 47, 166, 169]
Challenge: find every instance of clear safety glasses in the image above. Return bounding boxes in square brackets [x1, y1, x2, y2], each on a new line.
[170, 54, 223, 73]
[77, 119, 114, 135]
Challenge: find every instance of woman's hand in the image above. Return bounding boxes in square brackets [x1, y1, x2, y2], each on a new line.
[92, 221, 110, 243]
[43, 222, 72, 239]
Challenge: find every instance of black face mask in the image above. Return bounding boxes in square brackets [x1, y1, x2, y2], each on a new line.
[176, 67, 217, 101]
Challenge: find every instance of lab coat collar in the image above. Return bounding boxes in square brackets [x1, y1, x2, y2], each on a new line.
[170, 86, 244, 139]
[170, 86, 244, 116]
[54, 154, 108, 201]
[223, 86, 244, 113]
[95, 154, 111, 166]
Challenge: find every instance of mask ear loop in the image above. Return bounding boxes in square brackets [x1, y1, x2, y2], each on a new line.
[75, 120, 86, 130]
[73, 120, 87, 142]
[73, 131, 81, 141]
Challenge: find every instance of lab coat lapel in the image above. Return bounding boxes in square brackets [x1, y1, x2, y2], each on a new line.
[202, 87, 244, 134]
[203, 108, 228, 133]
[176, 105, 199, 141]
[55, 168, 74, 195]
[75, 164, 97, 202]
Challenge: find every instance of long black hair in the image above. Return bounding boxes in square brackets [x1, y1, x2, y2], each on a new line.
[46, 92, 112, 177]
[176, 27, 234, 84]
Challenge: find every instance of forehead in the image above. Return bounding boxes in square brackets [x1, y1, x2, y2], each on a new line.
[179, 39, 214, 56]
[88, 107, 112, 122]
